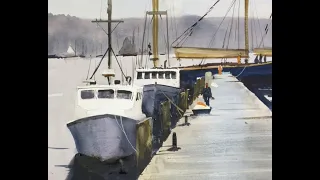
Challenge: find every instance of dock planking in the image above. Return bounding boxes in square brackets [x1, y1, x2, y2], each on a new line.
[139, 73, 272, 180]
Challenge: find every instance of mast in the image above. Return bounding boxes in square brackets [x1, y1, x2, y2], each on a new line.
[244, 0, 249, 54]
[152, 0, 159, 67]
[91, 0, 123, 84]
[107, 0, 112, 69]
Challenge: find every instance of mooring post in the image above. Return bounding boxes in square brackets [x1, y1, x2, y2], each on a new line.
[172, 132, 177, 148]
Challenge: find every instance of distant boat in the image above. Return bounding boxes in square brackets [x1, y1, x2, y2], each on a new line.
[48, 45, 87, 59]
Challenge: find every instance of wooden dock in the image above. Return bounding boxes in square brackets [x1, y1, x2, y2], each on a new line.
[139, 73, 272, 180]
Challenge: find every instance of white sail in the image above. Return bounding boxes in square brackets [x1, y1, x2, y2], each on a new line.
[66, 45, 75, 55]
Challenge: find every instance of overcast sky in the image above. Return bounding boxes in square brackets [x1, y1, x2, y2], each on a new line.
[48, 0, 272, 19]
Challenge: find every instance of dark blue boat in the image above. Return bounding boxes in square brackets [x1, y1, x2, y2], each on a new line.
[134, 69, 183, 152]
[179, 62, 272, 86]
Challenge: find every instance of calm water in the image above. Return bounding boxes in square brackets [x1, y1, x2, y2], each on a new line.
[48, 55, 272, 180]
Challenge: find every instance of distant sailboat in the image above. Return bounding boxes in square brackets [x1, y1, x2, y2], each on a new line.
[66, 44, 75, 55]
[171, 0, 272, 81]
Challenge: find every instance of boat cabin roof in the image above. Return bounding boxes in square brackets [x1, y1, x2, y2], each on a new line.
[77, 84, 143, 101]
[135, 68, 180, 73]
[77, 84, 142, 92]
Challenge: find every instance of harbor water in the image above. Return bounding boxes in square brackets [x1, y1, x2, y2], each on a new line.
[48, 54, 272, 180]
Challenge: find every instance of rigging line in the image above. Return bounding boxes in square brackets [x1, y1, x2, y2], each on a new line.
[249, 2, 255, 49]
[172, 2, 178, 39]
[89, 48, 108, 79]
[206, 0, 237, 48]
[253, 11, 259, 48]
[200, 0, 237, 65]
[169, 4, 175, 40]
[226, 2, 236, 49]
[218, 0, 237, 63]
[86, 56, 92, 80]
[258, 13, 272, 48]
[177, 32, 190, 47]
[171, 0, 222, 47]
[258, 20, 272, 48]
[96, 23, 108, 35]
[234, 0, 238, 42]
[250, 0, 258, 48]
[100, 0, 103, 19]
[144, 18, 151, 68]
[237, 0, 240, 49]
[222, 22, 230, 48]
[160, 17, 167, 54]
[250, 13, 254, 50]
[140, 15, 147, 68]
[252, 0, 264, 47]
[111, 48, 129, 83]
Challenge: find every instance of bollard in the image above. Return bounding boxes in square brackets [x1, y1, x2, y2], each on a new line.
[172, 132, 177, 148]
[167, 132, 181, 151]
[185, 116, 188, 124]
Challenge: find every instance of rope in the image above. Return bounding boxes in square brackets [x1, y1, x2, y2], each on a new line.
[159, 90, 184, 117]
[235, 66, 247, 78]
[114, 115, 137, 153]
[171, 0, 222, 47]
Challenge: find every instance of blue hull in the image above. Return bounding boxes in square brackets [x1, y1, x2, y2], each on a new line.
[142, 84, 182, 150]
[180, 63, 272, 87]
[67, 114, 147, 163]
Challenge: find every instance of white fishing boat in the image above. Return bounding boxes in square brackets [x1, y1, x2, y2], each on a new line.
[66, 0, 151, 163]
[132, 0, 184, 149]
[67, 82, 146, 162]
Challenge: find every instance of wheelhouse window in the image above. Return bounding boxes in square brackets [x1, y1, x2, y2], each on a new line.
[165, 72, 170, 79]
[137, 72, 143, 79]
[117, 90, 132, 99]
[81, 90, 95, 99]
[98, 89, 114, 99]
[158, 72, 164, 79]
[145, 72, 150, 79]
[151, 72, 157, 79]
[171, 71, 177, 79]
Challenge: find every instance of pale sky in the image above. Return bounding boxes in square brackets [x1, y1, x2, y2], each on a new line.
[48, 0, 272, 19]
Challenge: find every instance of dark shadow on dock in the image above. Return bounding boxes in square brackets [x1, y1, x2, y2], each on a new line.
[67, 153, 153, 180]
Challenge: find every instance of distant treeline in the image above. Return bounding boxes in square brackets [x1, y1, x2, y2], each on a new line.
[48, 13, 272, 56]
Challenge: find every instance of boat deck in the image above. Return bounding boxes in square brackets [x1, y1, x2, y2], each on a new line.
[139, 73, 272, 180]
